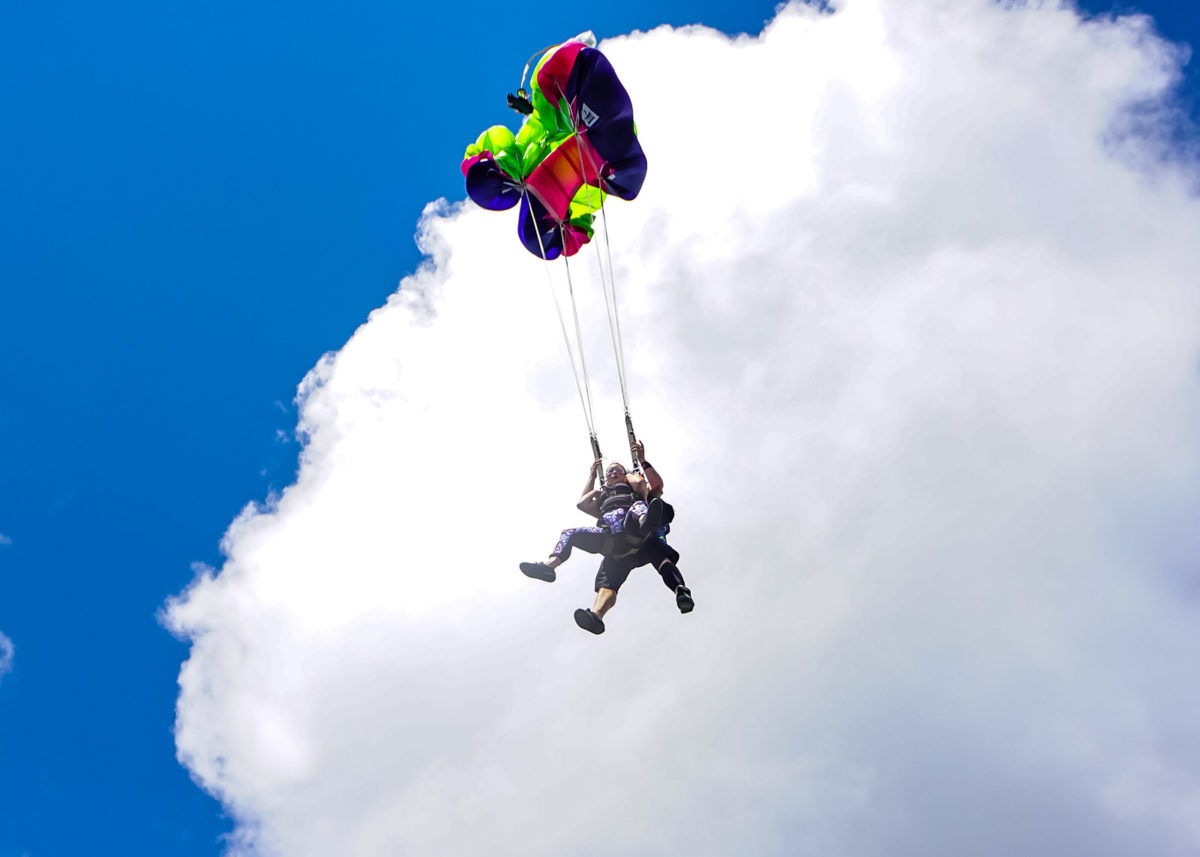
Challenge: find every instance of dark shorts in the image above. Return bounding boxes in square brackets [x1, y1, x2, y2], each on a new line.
[594, 537, 681, 592]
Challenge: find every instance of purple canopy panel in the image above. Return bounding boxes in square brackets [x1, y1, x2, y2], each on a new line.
[462, 152, 522, 212]
[517, 194, 563, 260]
[517, 193, 590, 260]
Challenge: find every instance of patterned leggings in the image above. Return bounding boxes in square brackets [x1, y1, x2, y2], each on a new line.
[550, 501, 648, 562]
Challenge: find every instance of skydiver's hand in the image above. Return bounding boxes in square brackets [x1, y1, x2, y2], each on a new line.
[633, 440, 645, 462]
[590, 458, 603, 478]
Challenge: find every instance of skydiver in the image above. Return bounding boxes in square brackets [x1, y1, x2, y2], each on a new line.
[519, 441, 693, 634]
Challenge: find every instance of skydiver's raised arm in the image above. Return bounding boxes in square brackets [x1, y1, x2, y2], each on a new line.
[642, 464, 663, 498]
[577, 459, 603, 516]
[634, 440, 664, 498]
[580, 458, 601, 498]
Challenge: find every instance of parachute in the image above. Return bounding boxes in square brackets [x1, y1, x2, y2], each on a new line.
[461, 33, 647, 478]
[461, 33, 647, 260]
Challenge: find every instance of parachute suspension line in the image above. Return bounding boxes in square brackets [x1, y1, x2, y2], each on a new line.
[525, 190, 604, 477]
[570, 135, 629, 409]
[559, 250, 601, 451]
[570, 127, 641, 472]
[563, 111, 631, 413]
[595, 198, 630, 411]
[591, 180, 640, 473]
[599, 204, 642, 473]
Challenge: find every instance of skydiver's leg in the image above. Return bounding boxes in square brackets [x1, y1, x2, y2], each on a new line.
[617, 498, 665, 541]
[659, 560, 694, 613]
[578, 555, 635, 631]
[604, 500, 665, 558]
[593, 587, 617, 618]
[574, 586, 615, 634]
[641, 538, 681, 588]
[656, 559, 685, 591]
[546, 527, 610, 568]
[641, 538, 693, 613]
[625, 500, 648, 531]
[522, 527, 611, 583]
[640, 497, 665, 536]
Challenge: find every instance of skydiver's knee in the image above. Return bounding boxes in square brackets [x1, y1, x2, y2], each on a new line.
[657, 560, 685, 591]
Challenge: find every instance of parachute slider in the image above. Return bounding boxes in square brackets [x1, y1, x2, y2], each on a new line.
[507, 89, 533, 115]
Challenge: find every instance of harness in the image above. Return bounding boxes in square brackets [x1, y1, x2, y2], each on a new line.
[599, 482, 636, 516]
[595, 482, 646, 558]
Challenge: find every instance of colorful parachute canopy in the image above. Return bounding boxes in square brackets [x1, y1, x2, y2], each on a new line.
[461, 34, 647, 260]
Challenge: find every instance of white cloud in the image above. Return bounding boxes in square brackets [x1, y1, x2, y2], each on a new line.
[0, 633, 13, 684]
[167, 1, 1200, 855]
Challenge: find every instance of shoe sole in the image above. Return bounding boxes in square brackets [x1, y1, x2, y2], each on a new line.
[573, 608, 605, 634]
[520, 562, 556, 583]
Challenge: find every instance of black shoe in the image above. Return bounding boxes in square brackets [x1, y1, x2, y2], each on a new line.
[675, 586, 694, 614]
[573, 608, 605, 634]
[520, 561, 556, 583]
[637, 497, 665, 538]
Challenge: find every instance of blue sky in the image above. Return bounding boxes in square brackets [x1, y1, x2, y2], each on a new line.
[0, 1, 1197, 855]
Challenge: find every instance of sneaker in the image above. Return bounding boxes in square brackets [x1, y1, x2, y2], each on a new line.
[675, 586, 694, 614]
[573, 608, 606, 634]
[519, 561, 556, 583]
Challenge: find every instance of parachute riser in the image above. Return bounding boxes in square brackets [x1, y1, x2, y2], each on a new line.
[625, 411, 641, 473]
[590, 434, 606, 487]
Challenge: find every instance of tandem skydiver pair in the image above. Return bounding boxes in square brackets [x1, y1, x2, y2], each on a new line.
[520, 441, 693, 635]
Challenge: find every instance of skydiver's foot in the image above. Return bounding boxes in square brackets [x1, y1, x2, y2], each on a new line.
[675, 586, 694, 614]
[637, 497, 665, 538]
[520, 561, 556, 583]
[573, 608, 605, 634]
